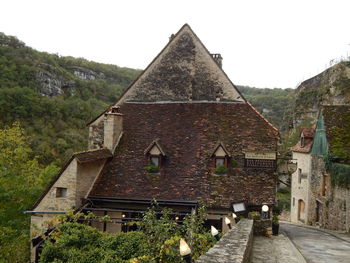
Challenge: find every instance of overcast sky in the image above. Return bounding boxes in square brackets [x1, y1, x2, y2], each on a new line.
[1, 0, 350, 89]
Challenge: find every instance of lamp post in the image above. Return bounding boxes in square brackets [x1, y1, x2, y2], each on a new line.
[262, 205, 269, 219]
[179, 238, 192, 263]
[224, 216, 232, 229]
[211, 225, 220, 241]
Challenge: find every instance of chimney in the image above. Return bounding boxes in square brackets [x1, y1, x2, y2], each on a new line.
[169, 33, 175, 42]
[211, 53, 223, 68]
[103, 106, 123, 152]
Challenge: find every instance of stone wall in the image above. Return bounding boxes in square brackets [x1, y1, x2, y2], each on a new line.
[308, 156, 350, 232]
[253, 219, 271, 236]
[196, 219, 253, 263]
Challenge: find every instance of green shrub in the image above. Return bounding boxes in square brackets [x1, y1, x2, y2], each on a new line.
[231, 159, 238, 168]
[100, 231, 149, 260]
[213, 165, 228, 175]
[39, 207, 216, 263]
[145, 164, 159, 173]
[248, 211, 261, 220]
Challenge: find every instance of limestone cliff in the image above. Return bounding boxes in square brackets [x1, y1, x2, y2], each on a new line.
[293, 61, 350, 128]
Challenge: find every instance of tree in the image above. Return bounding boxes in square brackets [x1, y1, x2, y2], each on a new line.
[0, 123, 59, 263]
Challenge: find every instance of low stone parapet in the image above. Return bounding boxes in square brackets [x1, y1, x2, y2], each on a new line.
[196, 219, 254, 263]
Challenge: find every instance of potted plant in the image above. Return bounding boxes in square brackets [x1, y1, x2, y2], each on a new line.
[272, 214, 279, 235]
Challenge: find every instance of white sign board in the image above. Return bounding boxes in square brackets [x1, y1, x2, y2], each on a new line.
[245, 152, 276, 160]
[233, 202, 246, 212]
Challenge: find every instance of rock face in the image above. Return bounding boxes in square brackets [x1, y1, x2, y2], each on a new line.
[72, 67, 105, 81]
[293, 61, 350, 128]
[36, 71, 74, 97]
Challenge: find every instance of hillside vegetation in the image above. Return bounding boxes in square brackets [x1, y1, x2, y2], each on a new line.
[237, 86, 295, 131]
[0, 32, 295, 263]
[0, 32, 141, 165]
[0, 32, 295, 167]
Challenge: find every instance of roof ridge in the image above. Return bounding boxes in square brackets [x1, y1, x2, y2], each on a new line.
[246, 101, 279, 133]
[87, 24, 246, 125]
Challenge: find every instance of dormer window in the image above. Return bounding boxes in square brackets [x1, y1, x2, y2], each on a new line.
[144, 139, 166, 173]
[211, 142, 231, 175]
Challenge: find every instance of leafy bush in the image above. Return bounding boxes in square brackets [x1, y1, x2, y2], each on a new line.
[39, 223, 150, 263]
[248, 211, 261, 220]
[145, 164, 160, 173]
[324, 154, 350, 188]
[39, 206, 216, 263]
[213, 165, 228, 175]
[100, 231, 149, 260]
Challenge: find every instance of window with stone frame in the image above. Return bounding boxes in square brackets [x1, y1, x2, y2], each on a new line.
[56, 187, 67, 198]
[321, 174, 327, 196]
[298, 168, 302, 184]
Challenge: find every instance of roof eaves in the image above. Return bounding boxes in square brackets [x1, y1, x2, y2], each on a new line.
[246, 101, 279, 135]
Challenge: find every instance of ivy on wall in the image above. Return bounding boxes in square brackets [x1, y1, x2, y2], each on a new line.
[324, 154, 350, 188]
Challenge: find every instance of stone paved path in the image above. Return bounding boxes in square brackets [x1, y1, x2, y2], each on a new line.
[251, 234, 306, 263]
[281, 222, 350, 263]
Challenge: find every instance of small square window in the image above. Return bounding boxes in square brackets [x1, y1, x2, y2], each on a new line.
[151, 156, 160, 167]
[215, 158, 225, 168]
[56, 187, 67, 198]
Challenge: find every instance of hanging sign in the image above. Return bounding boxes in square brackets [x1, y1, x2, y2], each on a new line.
[245, 152, 276, 160]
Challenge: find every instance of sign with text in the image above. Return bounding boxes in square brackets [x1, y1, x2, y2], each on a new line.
[245, 152, 276, 160]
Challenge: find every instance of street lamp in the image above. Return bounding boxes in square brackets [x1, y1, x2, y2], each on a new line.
[211, 226, 220, 241]
[224, 216, 232, 229]
[179, 238, 192, 263]
[262, 205, 269, 219]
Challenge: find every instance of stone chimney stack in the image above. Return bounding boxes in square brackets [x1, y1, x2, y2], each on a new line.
[103, 106, 123, 152]
[211, 53, 223, 68]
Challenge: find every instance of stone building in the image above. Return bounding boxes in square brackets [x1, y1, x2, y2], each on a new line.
[29, 24, 279, 261]
[291, 106, 350, 231]
[290, 127, 315, 223]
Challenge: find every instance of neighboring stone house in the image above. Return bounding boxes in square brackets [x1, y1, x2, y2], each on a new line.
[290, 127, 315, 223]
[291, 106, 350, 231]
[29, 24, 279, 262]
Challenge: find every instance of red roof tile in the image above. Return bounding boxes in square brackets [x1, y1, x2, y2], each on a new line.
[89, 102, 278, 208]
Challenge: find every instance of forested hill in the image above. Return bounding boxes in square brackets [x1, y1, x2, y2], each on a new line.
[0, 32, 141, 165]
[237, 86, 295, 131]
[0, 32, 294, 166]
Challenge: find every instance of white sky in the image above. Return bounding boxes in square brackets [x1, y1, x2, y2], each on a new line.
[1, 0, 350, 89]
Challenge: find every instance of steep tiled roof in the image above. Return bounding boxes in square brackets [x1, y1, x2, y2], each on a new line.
[302, 127, 315, 138]
[87, 24, 246, 125]
[75, 148, 113, 163]
[291, 127, 315, 153]
[89, 102, 278, 208]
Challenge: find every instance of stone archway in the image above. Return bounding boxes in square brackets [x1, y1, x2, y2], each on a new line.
[298, 199, 305, 222]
